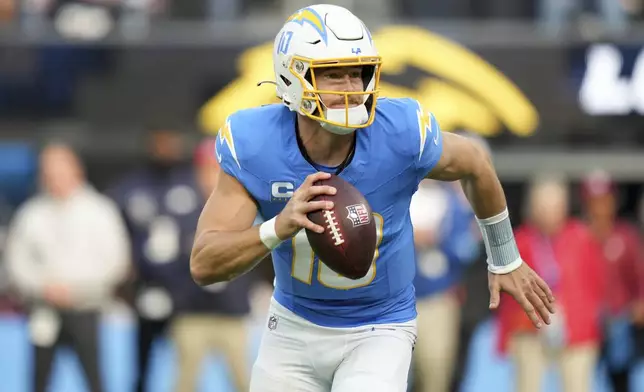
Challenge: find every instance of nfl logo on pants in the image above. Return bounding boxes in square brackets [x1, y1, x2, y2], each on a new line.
[268, 315, 278, 331]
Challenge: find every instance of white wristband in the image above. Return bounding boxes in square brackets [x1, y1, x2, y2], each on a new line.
[487, 257, 523, 274]
[259, 217, 284, 250]
[476, 207, 523, 274]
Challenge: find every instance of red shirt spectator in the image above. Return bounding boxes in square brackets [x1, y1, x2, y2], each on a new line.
[496, 176, 606, 355]
[580, 169, 644, 391]
[496, 219, 606, 353]
[581, 170, 644, 316]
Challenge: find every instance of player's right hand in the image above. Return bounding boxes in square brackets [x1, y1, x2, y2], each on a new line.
[275, 172, 336, 239]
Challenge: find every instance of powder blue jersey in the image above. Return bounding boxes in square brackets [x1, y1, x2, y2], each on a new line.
[215, 98, 443, 327]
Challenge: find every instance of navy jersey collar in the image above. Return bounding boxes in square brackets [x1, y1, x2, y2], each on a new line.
[283, 109, 369, 185]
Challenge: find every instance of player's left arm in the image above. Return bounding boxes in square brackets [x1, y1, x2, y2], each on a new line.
[418, 118, 555, 328]
[426, 132, 505, 219]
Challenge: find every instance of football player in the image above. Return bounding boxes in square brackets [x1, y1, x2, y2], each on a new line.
[190, 4, 556, 392]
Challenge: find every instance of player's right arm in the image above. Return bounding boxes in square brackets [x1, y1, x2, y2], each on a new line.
[190, 170, 265, 285]
[190, 171, 336, 285]
[190, 116, 335, 285]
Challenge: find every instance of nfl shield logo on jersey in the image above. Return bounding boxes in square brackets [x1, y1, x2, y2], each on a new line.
[346, 204, 371, 227]
[268, 315, 278, 331]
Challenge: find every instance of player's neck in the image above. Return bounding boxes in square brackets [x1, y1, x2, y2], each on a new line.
[297, 116, 355, 168]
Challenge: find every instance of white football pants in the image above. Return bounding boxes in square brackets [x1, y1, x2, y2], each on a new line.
[250, 297, 417, 392]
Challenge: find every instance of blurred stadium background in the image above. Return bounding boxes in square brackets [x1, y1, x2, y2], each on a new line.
[1, 0, 644, 391]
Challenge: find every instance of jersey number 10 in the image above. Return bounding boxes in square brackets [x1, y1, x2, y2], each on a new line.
[290, 213, 384, 290]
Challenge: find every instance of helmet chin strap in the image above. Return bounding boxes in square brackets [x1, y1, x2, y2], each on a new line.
[319, 104, 369, 135]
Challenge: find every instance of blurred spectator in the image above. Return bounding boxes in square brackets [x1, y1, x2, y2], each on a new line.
[636, 192, 644, 360]
[4, 142, 130, 392]
[107, 125, 191, 392]
[496, 175, 605, 392]
[539, 0, 629, 37]
[0, 195, 17, 312]
[0, 143, 37, 314]
[639, 192, 644, 232]
[170, 138, 258, 392]
[20, 0, 167, 40]
[581, 170, 643, 392]
[409, 179, 479, 392]
[621, 0, 644, 17]
[0, 0, 15, 21]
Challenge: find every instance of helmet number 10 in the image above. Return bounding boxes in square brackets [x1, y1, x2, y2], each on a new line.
[277, 31, 294, 55]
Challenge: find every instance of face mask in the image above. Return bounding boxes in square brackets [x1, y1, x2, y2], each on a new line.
[319, 104, 369, 135]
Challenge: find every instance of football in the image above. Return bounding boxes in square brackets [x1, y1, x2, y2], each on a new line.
[305, 174, 377, 280]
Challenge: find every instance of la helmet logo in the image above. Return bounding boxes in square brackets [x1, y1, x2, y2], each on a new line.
[200, 26, 539, 139]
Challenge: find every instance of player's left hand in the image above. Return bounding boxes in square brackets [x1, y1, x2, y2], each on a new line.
[488, 262, 556, 329]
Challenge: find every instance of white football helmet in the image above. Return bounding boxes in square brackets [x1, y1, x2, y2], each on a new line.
[272, 4, 382, 135]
